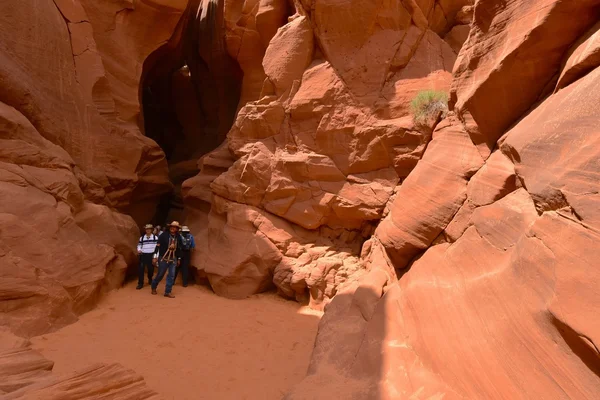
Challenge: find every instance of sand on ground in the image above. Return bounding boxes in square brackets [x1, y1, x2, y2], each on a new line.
[31, 281, 322, 400]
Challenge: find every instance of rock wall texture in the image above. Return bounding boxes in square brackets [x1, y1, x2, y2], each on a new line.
[2, 0, 599, 397]
[183, 0, 466, 308]
[0, 0, 181, 336]
[139, 0, 244, 223]
[0, 328, 159, 398]
[282, 0, 600, 398]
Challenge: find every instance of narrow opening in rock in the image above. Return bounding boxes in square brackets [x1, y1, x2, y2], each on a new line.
[138, 2, 243, 224]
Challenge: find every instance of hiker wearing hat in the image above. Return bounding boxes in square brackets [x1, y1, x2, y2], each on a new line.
[151, 221, 184, 298]
[174, 226, 195, 287]
[136, 224, 159, 290]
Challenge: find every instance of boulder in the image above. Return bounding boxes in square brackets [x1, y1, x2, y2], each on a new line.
[202, 195, 365, 307]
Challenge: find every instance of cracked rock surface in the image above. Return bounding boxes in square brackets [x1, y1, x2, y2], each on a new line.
[285, 1, 600, 398]
[1, 0, 599, 398]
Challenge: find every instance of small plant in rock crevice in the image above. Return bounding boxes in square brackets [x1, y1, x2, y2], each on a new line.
[410, 90, 449, 123]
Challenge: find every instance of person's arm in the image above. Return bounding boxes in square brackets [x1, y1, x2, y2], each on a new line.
[156, 234, 165, 253]
[191, 235, 196, 250]
[137, 236, 142, 254]
[153, 235, 159, 255]
[152, 235, 159, 264]
[176, 235, 183, 263]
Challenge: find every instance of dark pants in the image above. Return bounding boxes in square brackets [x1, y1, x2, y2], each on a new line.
[138, 253, 155, 286]
[152, 260, 175, 294]
[174, 251, 191, 286]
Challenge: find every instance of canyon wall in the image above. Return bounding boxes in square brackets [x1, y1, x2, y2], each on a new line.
[183, 0, 468, 307]
[0, 0, 180, 336]
[284, 1, 600, 398]
[181, 0, 600, 398]
[1, 0, 599, 398]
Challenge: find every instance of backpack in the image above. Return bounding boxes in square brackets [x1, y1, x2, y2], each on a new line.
[181, 234, 192, 251]
[140, 234, 157, 244]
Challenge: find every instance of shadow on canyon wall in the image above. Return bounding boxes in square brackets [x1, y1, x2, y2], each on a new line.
[139, 0, 242, 225]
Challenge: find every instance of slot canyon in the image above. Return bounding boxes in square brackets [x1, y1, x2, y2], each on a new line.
[1, 0, 599, 399]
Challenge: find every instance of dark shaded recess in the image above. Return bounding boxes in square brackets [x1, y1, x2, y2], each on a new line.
[551, 316, 600, 379]
[139, 0, 243, 224]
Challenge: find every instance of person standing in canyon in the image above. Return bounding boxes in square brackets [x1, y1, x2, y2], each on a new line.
[151, 221, 183, 298]
[174, 226, 195, 287]
[136, 224, 159, 290]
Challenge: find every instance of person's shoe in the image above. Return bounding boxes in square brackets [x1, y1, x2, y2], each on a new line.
[164, 293, 175, 298]
[151, 289, 157, 295]
[136, 284, 143, 290]
[183, 284, 188, 288]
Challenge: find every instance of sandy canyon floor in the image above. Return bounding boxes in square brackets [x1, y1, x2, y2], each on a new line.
[31, 280, 322, 399]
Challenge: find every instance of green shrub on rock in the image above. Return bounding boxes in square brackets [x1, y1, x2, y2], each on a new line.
[410, 90, 449, 123]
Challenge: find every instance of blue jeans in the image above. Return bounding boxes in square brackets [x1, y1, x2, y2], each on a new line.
[174, 251, 191, 286]
[151, 260, 176, 294]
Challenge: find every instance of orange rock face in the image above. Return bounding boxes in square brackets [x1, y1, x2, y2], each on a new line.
[451, 0, 600, 156]
[0, 328, 158, 398]
[2, 0, 599, 397]
[286, 1, 600, 398]
[0, 0, 176, 336]
[183, 0, 462, 306]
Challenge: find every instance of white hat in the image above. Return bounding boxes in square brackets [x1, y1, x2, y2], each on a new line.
[181, 226, 190, 232]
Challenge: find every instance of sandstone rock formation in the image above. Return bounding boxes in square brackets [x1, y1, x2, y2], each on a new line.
[0, 0, 180, 336]
[2, 0, 599, 398]
[183, 0, 467, 308]
[139, 0, 244, 223]
[0, 329, 158, 399]
[285, 0, 600, 398]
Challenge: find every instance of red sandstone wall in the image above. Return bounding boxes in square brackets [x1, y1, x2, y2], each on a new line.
[1, 1, 599, 398]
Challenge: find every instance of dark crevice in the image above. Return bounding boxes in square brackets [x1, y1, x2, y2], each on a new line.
[551, 316, 600, 379]
[139, 0, 243, 224]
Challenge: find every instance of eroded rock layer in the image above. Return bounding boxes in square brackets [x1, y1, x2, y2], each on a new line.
[284, 0, 600, 398]
[2, 0, 599, 397]
[0, 0, 181, 336]
[183, 0, 466, 307]
[0, 328, 158, 399]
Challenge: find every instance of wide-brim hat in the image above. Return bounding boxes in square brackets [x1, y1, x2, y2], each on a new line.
[144, 224, 153, 229]
[168, 221, 181, 229]
[182, 226, 190, 232]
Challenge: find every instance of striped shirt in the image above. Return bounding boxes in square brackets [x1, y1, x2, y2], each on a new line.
[137, 234, 158, 254]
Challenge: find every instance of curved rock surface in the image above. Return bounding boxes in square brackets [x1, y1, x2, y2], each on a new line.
[0, 0, 176, 336]
[0, 329, 158, 399]
[1, 0, 599, 398]
[287, 0, 600, 398]
[184, 0, 462, 306]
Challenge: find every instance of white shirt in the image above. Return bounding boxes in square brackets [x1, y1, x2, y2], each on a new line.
[137, 234, 158, 254]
